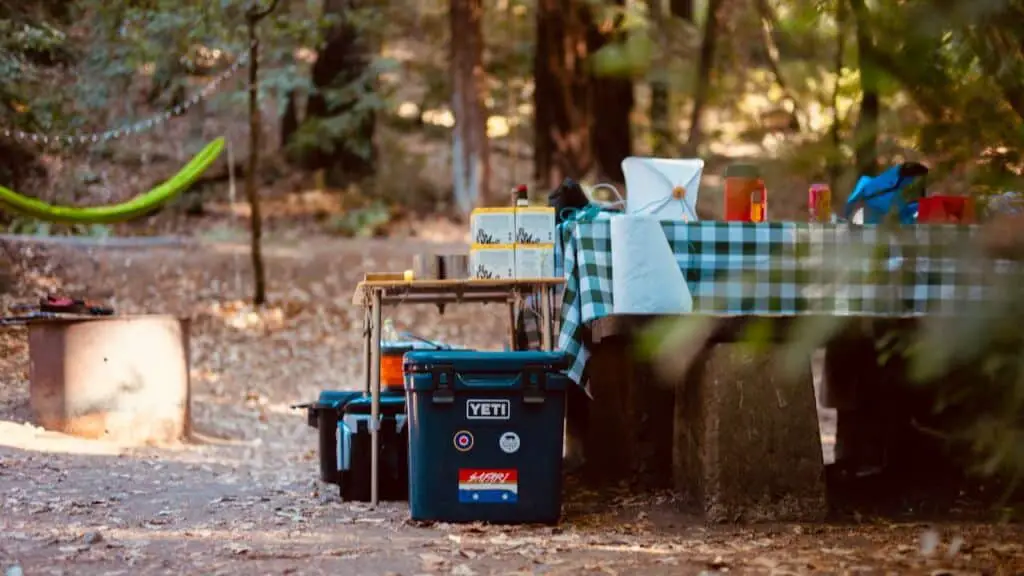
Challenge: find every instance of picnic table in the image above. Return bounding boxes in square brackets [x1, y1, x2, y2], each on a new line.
[351, 278, 564, 506]
[554, 214, 1015, 520]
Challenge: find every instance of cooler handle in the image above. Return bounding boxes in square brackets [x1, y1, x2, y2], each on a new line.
[431, 365, 455, 404]
[523, 367, 546, 404]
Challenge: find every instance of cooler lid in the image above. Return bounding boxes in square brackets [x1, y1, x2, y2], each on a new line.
[403, 350, 568, 392]
[315, 390, 363, 409]
[344, 394, 407, 415]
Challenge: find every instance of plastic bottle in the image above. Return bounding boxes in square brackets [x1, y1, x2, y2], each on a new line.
[513, 184, 529, 207]
[808, 183, 832, 223]
[382, 317, 400, 344]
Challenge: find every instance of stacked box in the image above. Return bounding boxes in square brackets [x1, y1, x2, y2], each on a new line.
[514, 207, 556, 244]
[513, 206, 557, 279]
[514, 244, 555, 279]
[470, 208, 516, 245]
[469, 244, 515, 280]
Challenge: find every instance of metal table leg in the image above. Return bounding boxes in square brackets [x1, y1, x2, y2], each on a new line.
[362, 306, 371, 395]
[369, 289, 383, 506]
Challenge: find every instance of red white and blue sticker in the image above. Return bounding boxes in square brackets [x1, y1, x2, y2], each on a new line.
[458, 469, 518, 503]
[453, 430, 474, 452]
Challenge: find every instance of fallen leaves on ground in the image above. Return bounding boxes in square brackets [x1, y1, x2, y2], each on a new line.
[0, 234, 1022, 575]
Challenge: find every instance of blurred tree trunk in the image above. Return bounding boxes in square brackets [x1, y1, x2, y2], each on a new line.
[684, 0, 722, 156]
[588, 2, 633, 182]
[450, 0, 493, 214]
[828, 0, 847, 192]
[850, 0, 878, 176]
[534, 0, 596, 189]
[304, 0, 376, 188]
[671, 0, 693, 19]
[651, 0, 692, 157]
[281, 90, 299, 150]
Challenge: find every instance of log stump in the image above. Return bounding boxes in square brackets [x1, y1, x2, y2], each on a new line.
[673, 343, 827, 522]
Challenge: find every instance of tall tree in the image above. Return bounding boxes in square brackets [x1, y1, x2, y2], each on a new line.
[684, 0, 722, 155]
[651, 0, 692, 156]
[588, 2, 634, 182]
[245, 0, 280, 306]
[850, 0, 879, 177]
[450, 0, 492, 214]
[303, 0, 377, 188]
[533, 0, 596, 188]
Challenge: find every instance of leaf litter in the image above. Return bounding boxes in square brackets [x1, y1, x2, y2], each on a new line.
[0, 232, 1023, 574]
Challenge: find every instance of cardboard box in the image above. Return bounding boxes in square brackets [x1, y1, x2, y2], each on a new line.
[515, 207, 556, 244]
[469, 244, 515, 280]
[514, 244, 556, 279]
[470, 208, 516, 245]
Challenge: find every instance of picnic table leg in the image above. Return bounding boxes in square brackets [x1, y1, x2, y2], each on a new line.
[673, 343, 827, 522]
[369, 289, 383, 506]
[362, 306, 371, 395]
[507, 297, 518, 350]
[540, 285, 553, 351]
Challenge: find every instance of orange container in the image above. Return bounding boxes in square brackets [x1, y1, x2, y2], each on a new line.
[917, 196, 976, 224]
[381, 342, 421, 392]
[381, 352, 406, 391]
[724, 164, 768, 222]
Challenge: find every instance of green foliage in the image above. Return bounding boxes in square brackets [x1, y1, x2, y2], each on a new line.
[0, 9, 72, 133]
[327, 202, 391, 238]
[286, 56, 399, 162]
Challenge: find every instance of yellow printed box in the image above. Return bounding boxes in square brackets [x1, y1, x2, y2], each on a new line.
[470, 207, 516, 245]
[515, 207, 556, 244]
[514, 244, 555, 279]
[469, 244, 515, 280]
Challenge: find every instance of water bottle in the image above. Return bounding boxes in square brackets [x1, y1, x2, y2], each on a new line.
[382, 318, 399, 344]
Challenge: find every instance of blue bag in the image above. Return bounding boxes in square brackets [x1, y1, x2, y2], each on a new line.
[844, 162, 929, 224]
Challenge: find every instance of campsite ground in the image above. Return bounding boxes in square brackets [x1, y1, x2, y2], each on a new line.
[2, 226, 1023, 575]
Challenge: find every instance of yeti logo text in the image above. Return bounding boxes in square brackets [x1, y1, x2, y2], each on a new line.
[466, 399, 510, 420]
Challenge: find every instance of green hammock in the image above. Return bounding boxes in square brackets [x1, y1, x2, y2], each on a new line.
[0, 137, 225, 224]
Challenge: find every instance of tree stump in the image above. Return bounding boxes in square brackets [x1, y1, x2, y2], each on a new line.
[673, 344, 827, 522]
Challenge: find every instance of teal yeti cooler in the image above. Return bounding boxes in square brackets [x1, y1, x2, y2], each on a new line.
[403, 350, 568, 524]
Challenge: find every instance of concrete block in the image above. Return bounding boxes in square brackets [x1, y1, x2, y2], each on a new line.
[673, 344, 827, 522]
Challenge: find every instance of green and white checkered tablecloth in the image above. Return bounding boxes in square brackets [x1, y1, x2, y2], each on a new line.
[556, 213, 1014, 384]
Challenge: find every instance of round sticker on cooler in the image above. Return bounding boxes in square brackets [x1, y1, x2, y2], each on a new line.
[498, 431, 521, 454]
[453, 430, 474, 452]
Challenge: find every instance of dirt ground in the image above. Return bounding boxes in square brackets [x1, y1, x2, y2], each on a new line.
[2, 227, 1023, 575]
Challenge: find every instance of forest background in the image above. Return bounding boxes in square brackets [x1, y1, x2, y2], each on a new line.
[2, 0, 1024, 486]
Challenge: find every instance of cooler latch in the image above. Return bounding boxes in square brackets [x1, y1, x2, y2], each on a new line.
[431, 364, 455, 404]
[523, 365, 546, 404]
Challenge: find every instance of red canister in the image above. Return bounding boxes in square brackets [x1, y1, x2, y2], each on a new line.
[917, 195, 976, 224]
[724, 164, 768, 222]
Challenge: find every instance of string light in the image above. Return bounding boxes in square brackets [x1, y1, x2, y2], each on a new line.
[1, 43, 255, 148]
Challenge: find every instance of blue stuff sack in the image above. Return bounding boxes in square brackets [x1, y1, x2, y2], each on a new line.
[844, 162, 929, 224]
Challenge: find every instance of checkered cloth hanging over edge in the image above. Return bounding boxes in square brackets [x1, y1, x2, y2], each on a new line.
[549, 214, 1019, 384]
